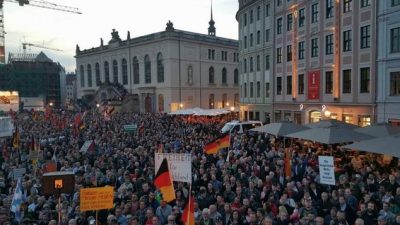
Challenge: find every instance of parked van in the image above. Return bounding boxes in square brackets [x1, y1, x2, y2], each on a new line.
[221, 120, 263, 134]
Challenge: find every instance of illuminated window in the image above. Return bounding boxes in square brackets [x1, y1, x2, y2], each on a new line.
[358, 115, 371, 127]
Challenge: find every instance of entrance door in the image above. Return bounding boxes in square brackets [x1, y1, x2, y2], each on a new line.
[309, 111, 321, 123]
[145, 95, 152, 113]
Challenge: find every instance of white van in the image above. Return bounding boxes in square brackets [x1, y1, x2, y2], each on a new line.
[221, 120, 263, 134]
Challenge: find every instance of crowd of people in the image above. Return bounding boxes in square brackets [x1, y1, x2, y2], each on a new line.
[0, 108, 399, 225]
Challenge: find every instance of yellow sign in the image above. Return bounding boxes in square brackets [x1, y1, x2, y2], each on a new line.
[80, 186, 114, 211]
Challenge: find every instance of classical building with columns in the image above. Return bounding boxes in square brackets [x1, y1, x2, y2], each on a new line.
[75, 19, 239, 113]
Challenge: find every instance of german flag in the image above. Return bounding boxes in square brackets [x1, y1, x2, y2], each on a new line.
[181, 194, 195, 225]
[204, 134, 230, 154]
[154, 158, 176, 202]
[12, 127, 19, 149]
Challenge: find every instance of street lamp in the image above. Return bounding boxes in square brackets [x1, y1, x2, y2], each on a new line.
[96, 103, 100, 108]
[324, 110, 331, 118]
[230, 106, 235, 111]
[179, 103, 183, 109]
[49, 102, 53, 107]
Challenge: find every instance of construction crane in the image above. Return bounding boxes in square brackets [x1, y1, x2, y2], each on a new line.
[0, 0, 82, 64]
[22, 42, 63, 54]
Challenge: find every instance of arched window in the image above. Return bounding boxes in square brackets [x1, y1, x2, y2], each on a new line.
[250, 57, 254, 72]
[234, 69, 239, 85]
[104, 61, 110, 83]
[222, 93, 227, 107]
[122, 58, 128, 85]
[158, 94, 164, 112]
[133, 57, 139, 84]
[80, 65, 85, 87]
[209, 67, 215, 84]
[113, 60, 118, 84]
[234, 94, 239, 106]
[244, 83, 247, 97]
[87, 64, 92, 87]
[145, 55, 151, 83]
[95, 63, 100, 86]
[187, 65, 193, 85]
[244, 58, 247, 73]
[209, 94, 215, 109]
[222, 68, 227, 84]
[157, 53, 164, 83]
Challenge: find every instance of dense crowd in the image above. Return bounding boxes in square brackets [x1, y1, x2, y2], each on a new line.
[0, 109, 400, 225]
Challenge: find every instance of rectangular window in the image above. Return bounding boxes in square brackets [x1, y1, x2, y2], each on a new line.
[257, 81, 261, 97]
[361, 25, 371, 49]
[298, 74, 304, 94]
[312, 3, 319, 23]
[244, 36, 248, 49]
[265, 55, 270, 70]
[250, 10, 253, 23]
[244, 13, 247, 26]
[298, 41, 305, 59]
[299, 8, 305, 27]
[277, 77, 282, 95]
[361, 0, 370, 7]
[343, 69, 352, 93]
[255, 112, 260, 121]
[344, 0, 352, 13]
[311, 38, 319, 57]
[257, 30, 261, 45]
[277, 48, 282, 63]
[266, 4, 270, 17]
[391, 28, 400, 53]
[265, 29, 270, 42]
[257, 6, 260, 20]
[343, 30, 352, 52]
[326, 0, 334, 18]
[287, 45, 292, 62]
[326, 34, 334, 55]
[250, 57, 254, 72]
[358, 115, 371, 127]
[360, 67, 370, 93]
[390, 72, 400, 96]
[287, 13, 293, 31]
[393, 0, 400, 6]
[325, 71, 333, 94]
[277, 0, 282, 6]
[250, 33, 254, 47]
[287, 76, 292, 95]
[257, 55, 260, 71]
[244, 83, 247, 97]
[277, 18, 283, 34]
[266, 82, 270, 97]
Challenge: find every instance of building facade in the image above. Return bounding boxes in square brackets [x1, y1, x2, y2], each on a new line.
[65, 73, 77, 105]
[377, 0, 400, 124]
[76, 21, 239, 113]
[237, 0, 274, 123]
[238, 0, 376, 126]
[0, 52, 64, 107]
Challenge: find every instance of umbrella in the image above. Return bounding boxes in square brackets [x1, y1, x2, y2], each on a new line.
[355, 123, 400, 138]
[342, 134, 400, 158]
[306, 119, 359, 129]
[250, 121, 309, 136]
[286, 126, 373, 144]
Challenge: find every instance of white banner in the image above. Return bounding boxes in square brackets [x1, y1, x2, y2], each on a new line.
[0, 117, 14, 138]
[155, 153, 191, 183]
[318, 156, 336, 185]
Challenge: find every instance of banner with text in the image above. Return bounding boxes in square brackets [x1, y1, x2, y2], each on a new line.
[155, 153, 192, 183]
[308, 70, 320, 100]
[318, 156, 335, 185]
[0, 117, 14, 138]
[80, 186, 114, 211]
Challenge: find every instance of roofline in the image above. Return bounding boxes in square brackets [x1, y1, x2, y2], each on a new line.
[76, 29, 238, 58]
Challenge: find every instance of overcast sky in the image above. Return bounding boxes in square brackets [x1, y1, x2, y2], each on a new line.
[4, 0, 239, 73]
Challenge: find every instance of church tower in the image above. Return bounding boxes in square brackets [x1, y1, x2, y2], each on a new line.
[208, 1, 216, 36]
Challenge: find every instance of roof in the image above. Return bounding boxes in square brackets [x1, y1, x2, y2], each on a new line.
[77, 28, 238, 57]
[35, 51, 53, 63]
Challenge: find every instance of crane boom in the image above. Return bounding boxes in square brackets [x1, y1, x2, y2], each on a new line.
[22, 42, 63, 53]
[0, 0, 81, 64]
[4, 0, 82, 14]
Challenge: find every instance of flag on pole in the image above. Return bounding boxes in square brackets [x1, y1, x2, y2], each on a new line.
[154, 158, 176, 202]
[11, 178, 25, 223]
[181, 192, 195, 225]
[204, 134, 230, 154]
[12, 127, 20, 149]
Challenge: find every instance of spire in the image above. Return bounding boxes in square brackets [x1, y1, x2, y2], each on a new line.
[208, 0, 216, 36]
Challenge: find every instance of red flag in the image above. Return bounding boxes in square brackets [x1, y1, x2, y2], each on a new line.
[284, 148, 292, 178]
[181, 195, 195, 225]
[204, 134, 230, 154]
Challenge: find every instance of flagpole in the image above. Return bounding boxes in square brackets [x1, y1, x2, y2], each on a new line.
[187, 184, 192, 225]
